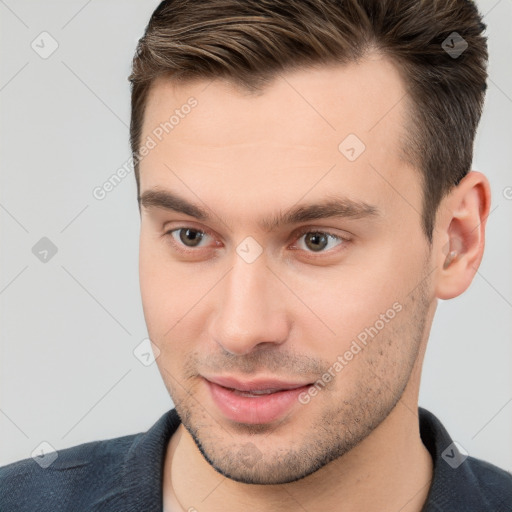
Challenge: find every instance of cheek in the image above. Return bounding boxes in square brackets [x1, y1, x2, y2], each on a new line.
[138, 233, 220, 347]
[293, 250, 422, 359]
[139, 233, 176, 333]
[293, 265, 400, 331]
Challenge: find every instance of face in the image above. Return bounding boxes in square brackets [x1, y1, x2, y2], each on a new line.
[138, 55, 435, 485]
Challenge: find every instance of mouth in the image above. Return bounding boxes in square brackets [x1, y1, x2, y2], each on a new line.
[229, 388, 292, 397]
[203, 375, 313, 424]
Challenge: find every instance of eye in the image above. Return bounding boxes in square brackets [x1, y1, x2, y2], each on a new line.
[291, 228, 347, 254]
[162, 226, 350, 257]
[166, 227, 213, 251]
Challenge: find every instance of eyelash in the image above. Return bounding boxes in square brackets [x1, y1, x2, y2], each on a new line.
[162, 225, 351, 259]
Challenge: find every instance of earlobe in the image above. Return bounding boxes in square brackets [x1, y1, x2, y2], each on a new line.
[434, 171, 491, 300]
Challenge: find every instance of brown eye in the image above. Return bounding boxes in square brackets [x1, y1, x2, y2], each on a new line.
[162, 225, 219, 257]
[303, 232, 329, 252]
[176, 228, 205, 247]
[293, 229, 345, 254]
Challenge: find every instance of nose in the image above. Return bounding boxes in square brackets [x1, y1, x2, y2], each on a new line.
[208, 253, 290, 356]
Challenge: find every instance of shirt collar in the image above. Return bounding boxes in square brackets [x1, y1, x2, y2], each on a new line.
[94, 408, 180, 512]
[418, 406, 509, 511]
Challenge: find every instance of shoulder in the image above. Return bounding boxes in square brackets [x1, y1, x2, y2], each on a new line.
[462, 455, 512, 510]
[0, 408, 180, 512]
[0, 433, 140, 511]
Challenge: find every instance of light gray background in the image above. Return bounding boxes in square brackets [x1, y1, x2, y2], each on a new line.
[1, 0, 511, 471]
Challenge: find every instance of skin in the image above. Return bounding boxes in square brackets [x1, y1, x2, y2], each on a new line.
[137, 54, 490, 511]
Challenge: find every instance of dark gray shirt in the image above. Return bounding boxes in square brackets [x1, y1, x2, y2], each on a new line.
[1, 407, 511, 511]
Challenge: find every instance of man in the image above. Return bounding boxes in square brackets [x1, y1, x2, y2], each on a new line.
[1, 0, 511, 510]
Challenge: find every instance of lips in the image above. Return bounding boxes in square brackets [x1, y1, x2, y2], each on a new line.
[203, 375, 313, 424]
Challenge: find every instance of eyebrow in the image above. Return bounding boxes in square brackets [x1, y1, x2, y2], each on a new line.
[139, 188, 379, 231]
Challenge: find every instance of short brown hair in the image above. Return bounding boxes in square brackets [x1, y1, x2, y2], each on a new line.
[128, 0, 488, 241]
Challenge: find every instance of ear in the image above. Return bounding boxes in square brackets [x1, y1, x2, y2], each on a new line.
[433, 171, 491, 300]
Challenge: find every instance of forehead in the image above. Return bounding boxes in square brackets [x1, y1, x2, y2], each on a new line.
[144, 55, 408, 142]
[138, 55, 418, 223]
